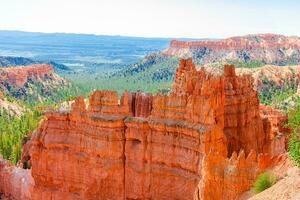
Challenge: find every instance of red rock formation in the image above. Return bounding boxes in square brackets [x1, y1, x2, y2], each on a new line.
[235, 65, 300, 91]
[174, 60, 285, 156]
[260, 105, 290, 155]
[130, 92, 153, 118]
[28, 78, 227, 199]
[193, 150, 287, 200]
[163, 34, 300, 65]
[223, 64, 265, 155]
[0, 157, 34, 200]
[0, 64, 70, 102]
[168, 34, 300, 51]
[0, 64, 53, 87]
[0, 59, 289, 200]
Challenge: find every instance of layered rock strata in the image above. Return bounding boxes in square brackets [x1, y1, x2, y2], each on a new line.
[0, 64, 70, 102]
[260, 105, 289, 155]
[29, 71, 227, 199]
[163, 34, 300, 65]
[0, 157, 33, 200]
[235, 65, 300, 91]
[1, 59, 289, 200]
[0, 64, 53, 87]
[223, 65, 264, 155]
[168, 34, 300, 50]
[174, 60, 286, 156]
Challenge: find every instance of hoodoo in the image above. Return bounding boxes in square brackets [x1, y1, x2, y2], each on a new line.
[0, 59, 289, 199]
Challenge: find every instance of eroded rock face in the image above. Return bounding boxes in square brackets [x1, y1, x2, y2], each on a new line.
[168, 34, 300, 50]
[235, 65, 300, 91]
[0, 59, 289, 200]
[174, 60, 285, 157]
[29, 73, 227, 199]
[260, 105, 289, 155]
[193, 151, 293, 200]
[164, 34, 300, 65]
[223, 65, 264, 155]
[0, 64, 70, 102]
[0, 157, 34, 200]
[0, 64, 53, 87]
[194, 150, 260, 200]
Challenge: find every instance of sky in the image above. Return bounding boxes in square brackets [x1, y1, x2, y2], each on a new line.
[0, 0, 299, 38]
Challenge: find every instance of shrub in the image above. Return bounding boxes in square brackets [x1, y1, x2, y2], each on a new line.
[253, 172, 277, 194]
[289, 134, 300, 167]
[0, 109, 41, 164]
[286, 101, 300, 167]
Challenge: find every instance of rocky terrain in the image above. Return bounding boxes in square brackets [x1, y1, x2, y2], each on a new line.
[236, 65, 300, 89]
[164, 34, 300, 65]
[205, 64, 300, 108]
[0, 59, 294, 200]
[0, 91, 25, 116]
[104, 34, 300, 95]
[0, 157, 33, 200]
[0, 64, 71, 102]
[249, 167, 300, 200]
[236, 65, 300, 110]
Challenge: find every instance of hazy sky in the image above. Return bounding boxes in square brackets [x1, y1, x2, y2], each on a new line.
[0, 0, 299, 38]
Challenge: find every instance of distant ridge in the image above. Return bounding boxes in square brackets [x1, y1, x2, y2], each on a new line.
[0, 56, 71, 72]
[163, 33, 300, 65]
[0, 30, 204, 41]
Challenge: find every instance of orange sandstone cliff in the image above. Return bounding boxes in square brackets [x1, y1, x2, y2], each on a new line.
[0, 59, 289, 200]
[235, 65, 300, 91]
[0, 64, 70, 102]
[0, 64, 53, 87]
[0, 157, 34, 200]
[168, 34, 300, 51]
[163, 34, 300, 65]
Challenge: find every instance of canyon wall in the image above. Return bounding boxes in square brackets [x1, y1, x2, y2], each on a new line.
[163, 34, 300, 65]
[0, 157, 34, 200]
[236, 65, 300, 91]
[0, 64, 70, 102]
[223, 65, 264, 155]
[173, 60, 286, 157]
[168, 34, 300, 50]
[28, 64, 227, 199]
[0, 59, 289, 200]
[0, 64, 53, 87]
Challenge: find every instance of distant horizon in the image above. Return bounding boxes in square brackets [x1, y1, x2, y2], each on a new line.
[0, 29, 298, 41]
[1, 0, 299, 38]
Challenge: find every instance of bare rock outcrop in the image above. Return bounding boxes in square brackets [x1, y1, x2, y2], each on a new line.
[163, 34, 300, 65]
[0, 64, 53, 87]
[28, 68, 227, 199]
[248, 167, 300, 200]
[0, 157, 33, 200]
[167, 34, 300, 51]
[236, 65, 300, 91]
[0, 64, 70, 102]
[0, 59, 290, 200]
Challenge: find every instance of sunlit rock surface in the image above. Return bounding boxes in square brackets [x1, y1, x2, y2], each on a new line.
[0, 157, 34, 200]
[163, 34, 300, 65]
[0, 59, 290, 200]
